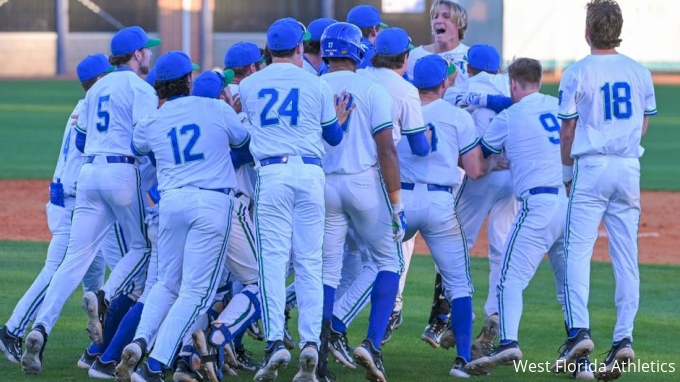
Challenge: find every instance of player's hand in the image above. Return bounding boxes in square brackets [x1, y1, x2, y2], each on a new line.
[334, 92, 355, 127]
[391, 203, 407, 242]
[232, 93, 243, 114]
[490, 153, 510, 171]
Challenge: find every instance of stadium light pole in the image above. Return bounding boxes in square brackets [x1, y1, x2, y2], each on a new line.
[55, 0, 68, 76]
[321, 0, 335, 19]
[181, 0, 191, 55]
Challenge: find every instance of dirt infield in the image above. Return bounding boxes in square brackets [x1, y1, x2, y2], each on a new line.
[0, 180, 677, 264]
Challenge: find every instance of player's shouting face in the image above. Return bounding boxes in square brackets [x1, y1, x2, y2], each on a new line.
[431, 4, 458, 43]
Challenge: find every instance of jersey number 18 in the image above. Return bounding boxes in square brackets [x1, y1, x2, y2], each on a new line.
[601, 82, 632, 121]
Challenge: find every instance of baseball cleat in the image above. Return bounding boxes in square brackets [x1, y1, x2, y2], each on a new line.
[191, 329, 220, 382]
[293, 342, 319, 382]
[21, 325, 47, 375]
[0, 325, 23, 364]
[253, 340, 291, 381]
[246, 320, 265, 342]
[116, 339, 145, 382]
[328, 328, 356, 369]
[89, 356, 118, 380]
[449, 356, 470, 378]
[465, 340, 522, 376]
[573, 356, 595, 380]
[421, 317, 448, 348]
[131, 362, 165, 382]
[77, 348, 100, 369]
[471, 314, 499, 360]
[440, 328, 457, 350]
[83, 290, 108, 345]
[283, 306, 295, 350]
[381, 310, 402, 345]
[593, 338, 634, 381]
[551, 329, 595, 374]
[235, 345, 261, 371]
[353, 339, 388, 382]
[172, 359, 200, 382]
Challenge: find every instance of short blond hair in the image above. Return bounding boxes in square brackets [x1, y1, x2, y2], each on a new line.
[507, 58, 542, 87]
[430, 0, 468, 40]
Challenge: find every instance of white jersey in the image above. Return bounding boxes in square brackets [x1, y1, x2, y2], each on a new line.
[398, 99, 478, 187]
[320, 71, 393, 175]
[558, 54, 657, 158]
[302, 59, 318, 76]
[357, 67, 425, 143]
[406, 44, 469, 85]
[482, 93, 562, 199]
[53, 100, 85, 196]
[239, 62, 337, 161]
[76, 68, 158, 157]
[132, 96, 249, 192]
[225, 81, 256, 198]
[444, 71, 510, 110]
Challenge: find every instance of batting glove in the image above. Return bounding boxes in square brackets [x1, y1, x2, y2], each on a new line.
[391, 203, 407, 242]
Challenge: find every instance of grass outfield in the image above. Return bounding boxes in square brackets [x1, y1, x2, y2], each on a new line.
[0, 240, 678, 381]
[0, 80, 679, 190]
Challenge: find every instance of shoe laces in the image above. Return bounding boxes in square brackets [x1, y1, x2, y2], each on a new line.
[431, 318, 447, 334]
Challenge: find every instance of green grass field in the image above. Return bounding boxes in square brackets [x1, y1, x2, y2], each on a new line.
[0, 79, 678, 381]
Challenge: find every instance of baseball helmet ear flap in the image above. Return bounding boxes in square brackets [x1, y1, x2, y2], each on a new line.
[320, 22, 365, 65]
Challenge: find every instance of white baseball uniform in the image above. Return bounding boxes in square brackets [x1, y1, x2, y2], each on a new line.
[399, 98, 477, 301]
[320, 70, 402, 290]
[406, 44, 469, 85]
[356, 66, 425, 313]
[4, 102, 124, 338]
[131, 95, 249, 365]
[448, 72, 520, 318]
[240, 62, 337, 347]
[481, 92, 567, 342]
[558, 53, 657, 342]
[31, 70, 156, 335]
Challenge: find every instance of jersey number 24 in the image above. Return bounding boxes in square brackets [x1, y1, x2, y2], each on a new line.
[258, 88, 300, 127]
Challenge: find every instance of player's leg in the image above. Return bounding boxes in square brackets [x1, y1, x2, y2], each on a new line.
[82, 251, 106, 294]
[336, 225, 366, 299]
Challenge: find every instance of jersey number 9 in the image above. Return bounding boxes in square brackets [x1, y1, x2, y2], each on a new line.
[539, 113, 560, 145]
[258, 88, 300, 127]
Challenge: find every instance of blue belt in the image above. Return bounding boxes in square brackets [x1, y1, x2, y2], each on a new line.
[401, 182, 453, 193]
[234, 191, 244, 199]
[200, 187, 232, 195]
[528, 187, 559, 195]
[85, 155, 136, 165]
[260, 156, 322, 167]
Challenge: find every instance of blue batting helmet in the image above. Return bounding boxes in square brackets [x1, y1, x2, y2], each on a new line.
[321, 22, 365, 65]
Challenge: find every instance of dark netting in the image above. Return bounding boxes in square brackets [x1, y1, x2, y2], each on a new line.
[0, 0, 55, 32]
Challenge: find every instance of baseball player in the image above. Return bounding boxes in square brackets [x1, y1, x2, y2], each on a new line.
[463, 58, 575, 376]
[346, 5, 388, 69]
[303, 18, 337, 75]
[554, 1, 657, 380]
[406, 0, 469, 85]
[405, 54, 491, 377]
[238, 17, 348, 382]
[116, 51, 252, 382]
[431, 45, 519, 359]
[20, 26, 160, 375]
[0, 53, 116, 365]
[224, 41, 265, 96]
[317, 22, 405, 382]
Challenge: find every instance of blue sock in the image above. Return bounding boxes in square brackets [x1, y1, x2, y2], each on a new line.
[234, 330, 245, 348]
[99, 294, 135, 350]
[266, 340, 274, 349]
[331, 315, 346, 333]
[437, 313, 448, 322]
[500, 339, 514, 346]
[569, 328, 585, 338]
[101, 302, 144, 362]
[450, 296, 473, 362]
[323, 285, 336, 322]
[147, 357, 163, 373]
[366, 271, 399, 350]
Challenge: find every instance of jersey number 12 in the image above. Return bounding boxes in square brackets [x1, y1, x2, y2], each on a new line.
[601, 82, 632, 121]
[167, 124, 205, 165]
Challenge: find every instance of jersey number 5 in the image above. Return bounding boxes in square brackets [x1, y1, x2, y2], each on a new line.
[167, 124, 205, 165]
[258, 88, 300, 127]
[601, 82, 632, 121]
[96, 95, 110, 132]
[539, 113, 560, 145]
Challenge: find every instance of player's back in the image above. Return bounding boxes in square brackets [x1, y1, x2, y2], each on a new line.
[559, 54, 656, 158]
[80, 70, 156, 156]
[321, 71, 392, 174]
[398, 99, 476, 187]
[501, 93, 562, 198]
[240, 63, 331, 161]
[139, 97, 243, 192]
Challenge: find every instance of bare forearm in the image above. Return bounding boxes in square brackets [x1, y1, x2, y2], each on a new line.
[560, 119, 577, 166]
[378, 146, 401, 200]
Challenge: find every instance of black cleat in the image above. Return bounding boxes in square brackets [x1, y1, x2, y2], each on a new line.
[0, 326, 23, 364]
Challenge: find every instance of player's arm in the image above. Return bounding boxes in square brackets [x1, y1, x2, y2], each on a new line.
[401, 89, 430, 156]
[222, 103, 254, 164]
[556, 70, 579, 186]
[370, 84, 401, 198]
[642, 70, 658, 136]
[465, 110, 504, 179]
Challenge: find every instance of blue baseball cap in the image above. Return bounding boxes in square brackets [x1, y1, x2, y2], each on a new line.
[308, 18, 337, 41]
[267, 17, 312, 52]
[413, 55, 457, 89]
[192, 70, 235, 99]
[155, 51, 200, 81]
[375, 27, 414, 55]
[145, 67, 157, 86]
[468, 44, 500, 73]
[224, 42, 264, 68]
[347, 5, 388, 28]
[111, 26, 161, 56]
[76, 53, 114, 82]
